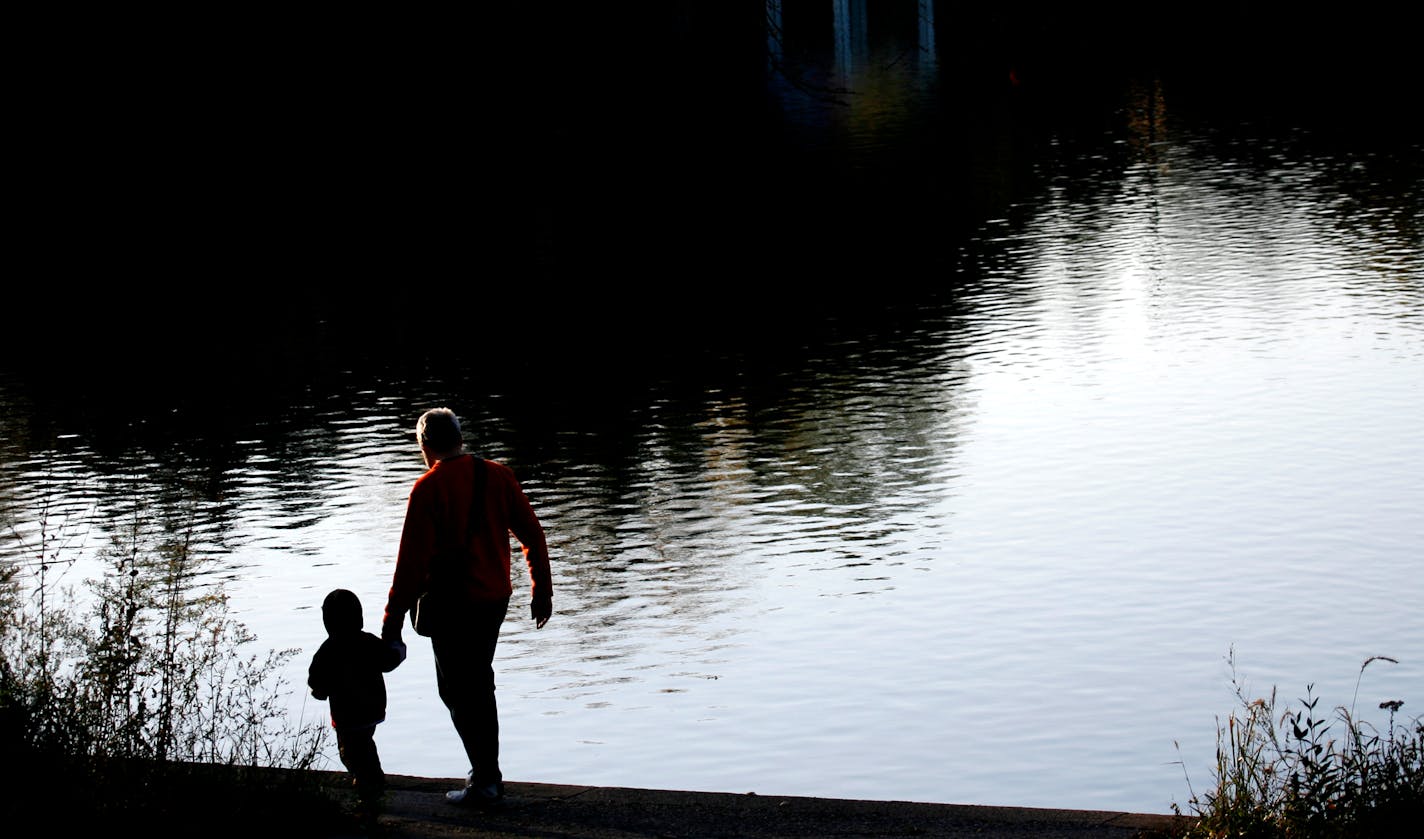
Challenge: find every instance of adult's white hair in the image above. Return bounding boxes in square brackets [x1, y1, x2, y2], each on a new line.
[415, 407, 463, 452]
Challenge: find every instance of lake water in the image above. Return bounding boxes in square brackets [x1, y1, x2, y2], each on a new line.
[3, 4, 1422, 816]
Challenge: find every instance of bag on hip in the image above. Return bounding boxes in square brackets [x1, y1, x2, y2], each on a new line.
[412, 590, 445, 637]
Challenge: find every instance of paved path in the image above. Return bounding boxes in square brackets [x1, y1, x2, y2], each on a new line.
[330, 773, 1190, 838]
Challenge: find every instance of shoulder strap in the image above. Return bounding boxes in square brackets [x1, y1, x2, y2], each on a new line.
[465, 455, 488, 545]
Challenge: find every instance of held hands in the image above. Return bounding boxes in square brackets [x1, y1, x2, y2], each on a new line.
[532, 596, 552, 629]
[381, 614, 405, 644]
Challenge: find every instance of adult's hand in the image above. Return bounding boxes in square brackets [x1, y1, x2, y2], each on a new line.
[532, 596, 552, 629]
[381, 614, 405, 643]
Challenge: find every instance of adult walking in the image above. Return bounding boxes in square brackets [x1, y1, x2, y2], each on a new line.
[381, 407, 553, 808]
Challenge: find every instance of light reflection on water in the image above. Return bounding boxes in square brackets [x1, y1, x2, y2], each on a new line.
[3, 31, 1423, 818]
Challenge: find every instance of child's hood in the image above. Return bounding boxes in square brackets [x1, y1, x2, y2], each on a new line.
[322, 588, 364, 634]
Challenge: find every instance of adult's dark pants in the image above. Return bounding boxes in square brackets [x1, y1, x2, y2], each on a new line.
[431, 597, 510, 787]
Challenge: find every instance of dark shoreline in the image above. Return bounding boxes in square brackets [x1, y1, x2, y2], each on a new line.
[323, 770, 1188, 838]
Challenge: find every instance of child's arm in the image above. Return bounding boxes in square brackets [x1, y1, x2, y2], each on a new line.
[380, 636, 407, 673]
[308, 646, 330, 700]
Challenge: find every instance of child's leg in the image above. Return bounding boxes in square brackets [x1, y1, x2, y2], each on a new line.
[337, 726, 386, 810]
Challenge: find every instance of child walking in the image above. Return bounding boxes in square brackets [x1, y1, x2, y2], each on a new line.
[308, 588, 406, 820]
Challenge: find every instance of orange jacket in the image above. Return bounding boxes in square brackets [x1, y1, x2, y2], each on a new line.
[383, 453, 552, 631]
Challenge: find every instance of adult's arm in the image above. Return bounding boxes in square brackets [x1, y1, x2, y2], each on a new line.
[505, 470, 553, 626]
[382, 485, 436, 639]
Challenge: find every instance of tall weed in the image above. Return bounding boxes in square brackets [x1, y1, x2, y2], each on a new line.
[1, 498, 337, 833]
[1174, 649, 1423, 838]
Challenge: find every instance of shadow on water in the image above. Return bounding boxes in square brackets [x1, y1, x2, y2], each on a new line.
[6, 6, 1417, 435]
